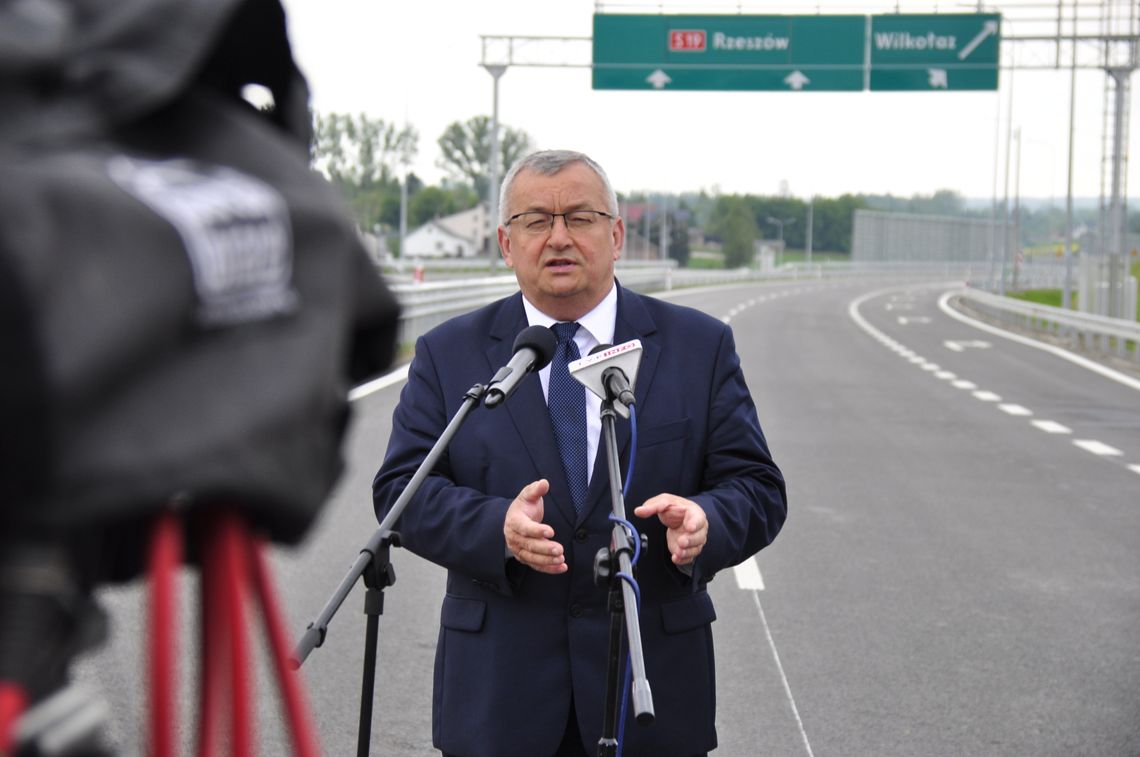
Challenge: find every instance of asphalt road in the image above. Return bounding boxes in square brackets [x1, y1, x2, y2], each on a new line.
[76, 278, 1140, 756]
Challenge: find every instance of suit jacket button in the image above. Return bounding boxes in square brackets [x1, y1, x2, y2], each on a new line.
[569, 603, 583, 618]
[574, 528, 588, 543]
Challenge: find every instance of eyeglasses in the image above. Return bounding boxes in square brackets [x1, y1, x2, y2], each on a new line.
[505, 210, 615, 236]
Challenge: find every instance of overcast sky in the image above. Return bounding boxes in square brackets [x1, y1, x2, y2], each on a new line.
[279, 0, 1139, 203]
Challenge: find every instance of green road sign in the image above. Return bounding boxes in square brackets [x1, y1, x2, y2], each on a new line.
[869, 13, 1001, 91]
[591, 13, 1001, 92]
[592, 14, 866, 92]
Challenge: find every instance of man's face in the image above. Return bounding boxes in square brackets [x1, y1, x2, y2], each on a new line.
[497, 162, 624, 321]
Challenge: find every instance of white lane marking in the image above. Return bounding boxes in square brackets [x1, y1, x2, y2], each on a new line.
[973, 390, 1002, 402]
[935, 371, 957, 380]
[853, 287, 1139, 472]
[908, 356, 926, 364]
[999, 404, 1033, 416]
[751, 592, 816, 757]
[1073, 440, 1124, 456]
[733, 557, 766, 591]
[349, 363, 411, 401]
[938, 291, 1140, 393]
[944, 339, 991, 352]
[1032, 420, 1072, 434]
[921, 363, 941, 372]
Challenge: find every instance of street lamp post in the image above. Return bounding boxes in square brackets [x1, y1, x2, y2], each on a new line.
[766, 215, 795, 265]
[484, 64, 506, 265]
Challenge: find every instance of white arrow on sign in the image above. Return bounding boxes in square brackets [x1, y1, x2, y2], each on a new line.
[928, 68, 948, 88]
[943, 339, 991, 352]
[784, 70, 810, 90]
[958, 20, 998, 60]
[646, 69, 672, 89]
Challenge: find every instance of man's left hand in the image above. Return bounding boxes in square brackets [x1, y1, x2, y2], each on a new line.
[633, 495, 708, 566]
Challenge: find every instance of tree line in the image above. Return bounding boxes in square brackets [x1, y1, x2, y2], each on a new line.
[311, 111, 1140, 265]
[311, 112, 531, 241]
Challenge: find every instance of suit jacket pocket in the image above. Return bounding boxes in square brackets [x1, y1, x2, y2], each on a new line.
[659, 590, 716, 634]
[440, 595, 486, 633]
[637, 417, 691, 449]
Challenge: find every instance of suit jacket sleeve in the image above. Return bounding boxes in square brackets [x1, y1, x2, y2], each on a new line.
[371, 333, 517, 591]
[684, 324, 786, 580]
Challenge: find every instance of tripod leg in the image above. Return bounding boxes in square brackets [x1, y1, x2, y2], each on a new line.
[357, 590, 382, 757]
[197, 521, 227, 757]
[597, 585, 625, 757]
[248, 536, 320, 757]
[216, 514, 255, 757]
[147, 512, 181, 757]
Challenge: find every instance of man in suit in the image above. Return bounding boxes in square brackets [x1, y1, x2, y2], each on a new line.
[373, 150, 786, 756]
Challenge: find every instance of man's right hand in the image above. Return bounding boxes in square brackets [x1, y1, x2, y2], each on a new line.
[503, 479, 567, 574]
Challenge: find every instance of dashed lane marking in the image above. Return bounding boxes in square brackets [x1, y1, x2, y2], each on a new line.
[1073, 440, 1124, 457]
[733, 557, 765, 591]
[849, 285, 1140, 477]
[1032, 420, 1072, 434]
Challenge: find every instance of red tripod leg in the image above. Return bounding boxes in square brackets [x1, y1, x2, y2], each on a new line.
[197, 514, 230, 757]
[247, 535, 320, 757]
[216, 513, 254, 757]
[148, 511, 182, 757]
[0, 682, 26, 753]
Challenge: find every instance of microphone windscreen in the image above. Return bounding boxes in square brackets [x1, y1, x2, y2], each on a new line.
[513, 325, 558, 371]
[589, 343, 613, 356]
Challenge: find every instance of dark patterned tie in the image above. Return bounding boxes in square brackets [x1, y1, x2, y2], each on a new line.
[548, 322, 588, 513]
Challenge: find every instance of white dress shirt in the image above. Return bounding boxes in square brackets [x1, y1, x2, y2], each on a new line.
[520, 284, 617, 484]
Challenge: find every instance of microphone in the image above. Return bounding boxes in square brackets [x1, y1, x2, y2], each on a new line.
[568, 339, 643, 418]
[484, 325, 558, 409]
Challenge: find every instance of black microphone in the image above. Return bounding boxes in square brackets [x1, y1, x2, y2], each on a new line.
[483, 325, 558, 409]
[569, 340, 643, 417]
[592, 344, 637, 407]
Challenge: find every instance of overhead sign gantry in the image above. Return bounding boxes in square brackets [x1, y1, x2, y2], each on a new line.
[591, 13, 1002, 92]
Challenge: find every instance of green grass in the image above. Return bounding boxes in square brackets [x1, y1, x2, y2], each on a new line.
[1009, 289, 1066, 309]
[779, 249, 850, 264]
[686, 255, 725, 269]
[687, 249, 726, 269]
[1134, 258, 1140, 321]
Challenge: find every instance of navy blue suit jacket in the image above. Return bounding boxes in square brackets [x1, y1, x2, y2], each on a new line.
[373, 284, 786, 756]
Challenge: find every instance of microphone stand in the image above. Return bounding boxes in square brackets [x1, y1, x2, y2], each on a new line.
[291, 380, 489, 757]
[593, 398, 654, 757]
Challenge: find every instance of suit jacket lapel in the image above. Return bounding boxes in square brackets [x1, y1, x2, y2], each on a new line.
[583, 285, 660, 519]
[487, 296, 579, 525]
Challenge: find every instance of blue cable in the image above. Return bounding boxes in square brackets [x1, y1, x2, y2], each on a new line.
[622, 405, 637, 498]
[612, 404, 640, 757]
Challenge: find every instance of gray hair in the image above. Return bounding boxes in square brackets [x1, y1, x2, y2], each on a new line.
[498, 150, 619, 225]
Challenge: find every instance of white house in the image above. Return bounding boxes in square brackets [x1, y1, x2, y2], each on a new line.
[403, 204, 492, 259]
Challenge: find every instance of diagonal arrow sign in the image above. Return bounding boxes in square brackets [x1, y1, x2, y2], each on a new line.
[928, 68, 948, 88]
[958, 20, 998, 60]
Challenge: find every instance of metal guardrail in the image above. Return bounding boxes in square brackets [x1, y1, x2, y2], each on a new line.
[955, 287, 1140, 363]
[385, 261, 987, 348]
[384, 258, 1138, 364]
